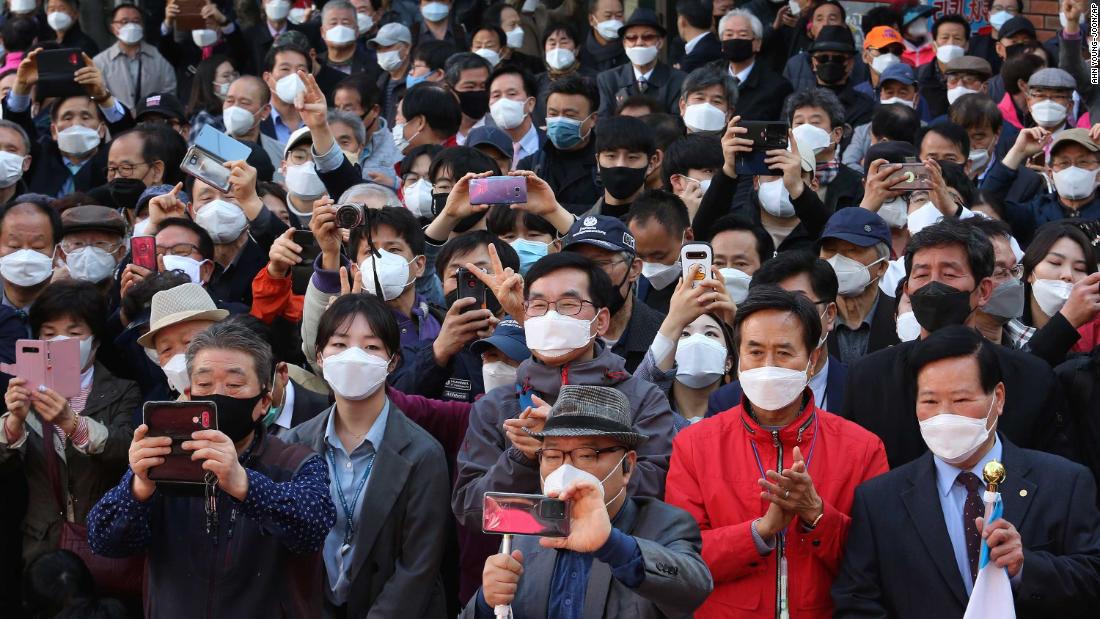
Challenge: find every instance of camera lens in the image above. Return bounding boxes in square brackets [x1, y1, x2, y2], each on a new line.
[334, 204, 363, 228]
[539, 499, 566, 520]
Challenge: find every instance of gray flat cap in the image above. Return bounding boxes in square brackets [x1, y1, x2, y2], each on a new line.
[1028, 68, 1076, 90]
[369, 23, 412, 47]
[528, 385, 647, 448]
[944, 56, 992, 78]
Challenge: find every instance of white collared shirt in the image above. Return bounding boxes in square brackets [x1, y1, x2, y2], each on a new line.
[633, 66, 655, 82]
[684, 31, 708, 55]
[732, 61, 754, 84]
[513, 123, 540, 166]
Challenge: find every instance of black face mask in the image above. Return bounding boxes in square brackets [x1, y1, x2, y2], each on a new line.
[607, 265, 632, 315]
[722, 38, 754, 63]
[599, 165, 648, 200]
[431, 192, 449, 217]
[814, 60, 847, 85]
[457, 89, 490, 119]
[107, 177, 147, 212]
[208, 393, 265, 443]
[909, 280, 974, 333]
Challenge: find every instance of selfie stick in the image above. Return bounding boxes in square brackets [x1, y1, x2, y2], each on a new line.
[494, 534, 514, 619]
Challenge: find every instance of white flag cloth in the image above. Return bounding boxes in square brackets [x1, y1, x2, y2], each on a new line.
[963, 491, 1016, 619]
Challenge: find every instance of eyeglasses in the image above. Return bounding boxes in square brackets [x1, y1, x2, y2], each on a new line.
[61, 240, 122, 253]
[813, 53, 848, 64]
[1051, 158, 1100, 171]
[623, 33, 660, 45]
[156, 243, 202, 258]
[590, 257, 628, 271]
[523, 298, 595, 317]
[535, 446, 626, 467]
[993, 264, 1024, 280]
[107, 162, 149, 178]
[1028, 91, 1072, 103]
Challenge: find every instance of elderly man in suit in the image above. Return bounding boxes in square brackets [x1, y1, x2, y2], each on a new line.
[596, 8, 686, 117]
[833, 325, 1100, 618]
[465, 385, 712, 618]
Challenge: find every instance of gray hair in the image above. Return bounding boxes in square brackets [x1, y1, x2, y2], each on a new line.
[339, 182, 402, 207]
[322, 0, 356, 21]
[782, 87, 846, 130]
[0, 119, 31, 155]
[680, 64, 739, 111]
[873, 241, 890, 261]
[327, 109, 366, 149]
[444, 52, 493, 88]
[719, 9, 763, 40]
[186, 322, 275, 390]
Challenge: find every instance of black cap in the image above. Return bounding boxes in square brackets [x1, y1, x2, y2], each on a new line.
[563, 215, 636, 254]
[135, 92, 186, 123]
[618, 7, 666, 38]
[863, 141, 918, 175]
[998, 16, 1036, 40]
[809, 25, 856, 54]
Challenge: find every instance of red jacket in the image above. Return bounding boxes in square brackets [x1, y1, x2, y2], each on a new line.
[666, 394, 888, 618]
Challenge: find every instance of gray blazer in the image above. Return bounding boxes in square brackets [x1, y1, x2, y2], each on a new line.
[282, 401, 451, 618]
[461, 497, 713, 619]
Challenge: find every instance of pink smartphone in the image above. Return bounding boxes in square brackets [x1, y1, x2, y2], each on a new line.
[482, 492, 570, 537]
[131, 235, 156, 271]
[469, 176, 527, 205]
[0, 338, 82, 398]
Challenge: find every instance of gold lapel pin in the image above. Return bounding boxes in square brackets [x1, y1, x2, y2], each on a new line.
[1019, 489, 1028, 497]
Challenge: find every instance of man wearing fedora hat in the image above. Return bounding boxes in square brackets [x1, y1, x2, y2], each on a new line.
[58, 205, 128, 286]
[466, 385, 712, 618]
[806, 25, 874, 127]
[137, 282, 229, 395]
[595, 8, 686, 117]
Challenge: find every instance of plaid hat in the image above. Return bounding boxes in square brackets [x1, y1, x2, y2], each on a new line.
[135, 92, 186, 123]
[863, 26, 903, 50]
[1028, 68, 1075, 90]
[470, 317, 530, 362]
[998, 16, 1035, 39]
[563, 215, 636, 254]
[369, 23, 412, 47]
[137, 283, 228, 348]
[529, 385, 648, 447]
[467, 126, 513, 162]
[944, 56, 993, 78]
[819, 207, 892, 251]
[809, 25, 856, 54]
[880, 62, 917, 86]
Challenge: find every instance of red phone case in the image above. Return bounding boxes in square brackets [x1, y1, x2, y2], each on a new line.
[143, 401, 218, 484]
[131, 236, 156, 271]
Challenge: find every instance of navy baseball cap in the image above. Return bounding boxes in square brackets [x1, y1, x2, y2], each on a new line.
[562, 215, 637, 254]
[879, 63, 917, 87]
[470, 317, 530, 362]
[467, 126, 513, 163]
[819, 208, 892, 252]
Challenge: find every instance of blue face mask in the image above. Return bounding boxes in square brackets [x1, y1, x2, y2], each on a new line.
[262, 404, 281, 427]
[545, 115, 590, 150]
[510, 238, 550, 274]
[405, 71, 430, 90]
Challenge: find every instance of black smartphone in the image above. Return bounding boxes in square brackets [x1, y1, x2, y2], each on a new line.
[36, 48, 84, 98]
[735, 121, 790, 176]
[290, 231, 320, 295]
[456, 267, 486, 313]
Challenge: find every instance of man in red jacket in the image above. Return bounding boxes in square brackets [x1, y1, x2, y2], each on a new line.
[665, 285, 889, 618]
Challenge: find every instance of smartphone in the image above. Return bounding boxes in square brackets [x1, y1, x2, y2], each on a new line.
[36, 48, 84, 98]
[0, 339, 82, 398]
[143, 401, 218, 485]
[891, 159, 933, 191]
[131, 235, 157, 271]
[469, 176, 527, 205]
[456, 267, 487, 313]
[175, 0, 207, 30]
[482, 492, 571, 537]
[734, 121, 789, 177]
[290, 231, 320, 295]
[681, 241, 713, 289]
[182, 125, 252, 192]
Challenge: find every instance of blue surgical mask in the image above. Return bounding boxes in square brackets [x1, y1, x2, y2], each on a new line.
[405, 71, 429, 90]
[510, 238, 550, 274]
[262, 404, 281, 427]
[545, 115, 590, 150]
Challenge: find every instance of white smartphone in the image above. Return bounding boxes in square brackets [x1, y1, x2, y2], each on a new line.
[681, 241, 713, 289]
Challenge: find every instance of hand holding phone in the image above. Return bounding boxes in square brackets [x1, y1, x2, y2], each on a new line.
[131, 235, 157, 271]
[469, 176, 528, 205]
[0, 339, 82, 398]
[142, 401, 218, 485]
[681, 242, 713, 289]
[290, 230, 321, 295]
[456, 267, 488, 312]
[482, 492, 571, 537]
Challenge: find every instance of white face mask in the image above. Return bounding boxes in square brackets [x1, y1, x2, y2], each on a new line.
[359, 248, 414, 301]
[675, 333, 727, 389]
[50, 335, 95, 370]
[968, 147, 991, 174]
[266, 0, 291, 21]
[285, 161, 327, 200]
[542, 454, 627, 507]
[0, 150, 25, 188]
[482, 360, 517, 393]
[403, 178, 435, 218]
[683, 102, 727, 133]
[377, 50, 404, 72]
[947, 85, 979, 105]
[420, 1, 450, 22]
[759, 178, 795, 218]
[989, 10, 1011, 31]
[787, 0, 801, 16]
[1052, 166, 1098, 200]
[65, 246, 117, 283]
[0, 248, 54, 287]
[117, 23, 143, 45]
[288, 7, 308, 24]
[325, 25, 356, 45]
[895, 310, 921, 341]
[323, 346, 390, 400]
[641, 260, 681, 290]
[162, 353, 190, 394]
[878, 196, 909, 228]
[870, 52, 899, 75]
[222, 105, 256, 136]
[47, 11, 73, 32]
[906, 21, 928, 38]
[490, 97, 528, 130]
[1030, 99, 1067, 128]
[827, 254, 884, 297]
[880, 96, 915, 109]
[919, 396, 996, 465]
[57, 124, 101, 157]
[792, 123, 831, 154]
[1031, 278, 1073, 317]
[274, 72, 305, 105]
[162, 254, 208, 284]
[545, 47, 576, 70]
[506, 27, 525, 49]
[719, 267, 752, 303]
[392, 122, 417, 153]
[194, 199, 248, 244]
[192, 29, 218, 48]
[8, 0, 34, 13]
[935, 44, 965, 65]
[215, 82, 231, 99]
[625, 45, 658, 66]
[473, 47, 501, 68]
[595, 19, 622, 40]
[738, 360, 810, 411]
[357, 12, 373, 33]
[524, 310, 595, 358]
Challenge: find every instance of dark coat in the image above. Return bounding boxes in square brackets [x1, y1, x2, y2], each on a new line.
[982, 160, 1100, 246]
[675, 32, 722, 73]
[517, 134, 601, 215]
[824, 164, 865, 212]
[916, 59, 949, 119]
[579, 30, 627, 73]
[707, 355, 849, 416]
[1054, 353, 1100, 505]
[825, 292, 899, 365]
[596, 62, 687, 117]
[288, 379, 330, 428]
[832, 439, 1100, 618]
[727, 60, 794, 122]
[242, 21, 320, 76]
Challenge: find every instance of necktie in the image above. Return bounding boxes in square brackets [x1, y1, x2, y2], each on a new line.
[958, 471, 984, 582]
[637, 76, 648, 93]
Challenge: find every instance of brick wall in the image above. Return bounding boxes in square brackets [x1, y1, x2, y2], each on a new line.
[1023, 0, 1062, 43]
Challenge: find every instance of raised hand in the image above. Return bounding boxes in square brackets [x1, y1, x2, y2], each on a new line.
[148, 182, 188, 227]
[721, 115, 754, 179]
[267, 228, 303, 278]
[1004, 127, 1051, 170]
[858, 159, 905, 212]
[310, 199, 342, 270]
[503, 394, 549, 460]
[14, 48, 42, 96]
[129, 424, 173, 501]
[467, 243, 525, 321]
[75, 53, 110, 102]
[433, 297, 494, 366]
[183, 429, 250, 500]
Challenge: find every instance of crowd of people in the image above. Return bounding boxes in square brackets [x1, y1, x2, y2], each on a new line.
[0, 0, 1099, 617]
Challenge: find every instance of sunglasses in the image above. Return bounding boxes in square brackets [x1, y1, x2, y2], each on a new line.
[813, 53, 848, 64]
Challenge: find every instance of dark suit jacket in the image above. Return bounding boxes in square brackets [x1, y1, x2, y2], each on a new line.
[282, 402, 451, 618]
[840, 338, 1073, 469]
[728, 60, 794, 122]
[826, 292, 899, 365]
[677, 32, 721, 73]
[289, 379, 330, 428]
[706, 355, 849, 416]
[824, 164, 866, 213]
[833, 439, 1100, 618]
[243, 22, 319, 76]
[978, 163, 1046, 215]
[596, 62, 687, 117]
[917, 60, 949, 119]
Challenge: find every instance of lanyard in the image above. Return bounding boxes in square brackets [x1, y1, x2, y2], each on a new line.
[326, 444, 377, 548]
